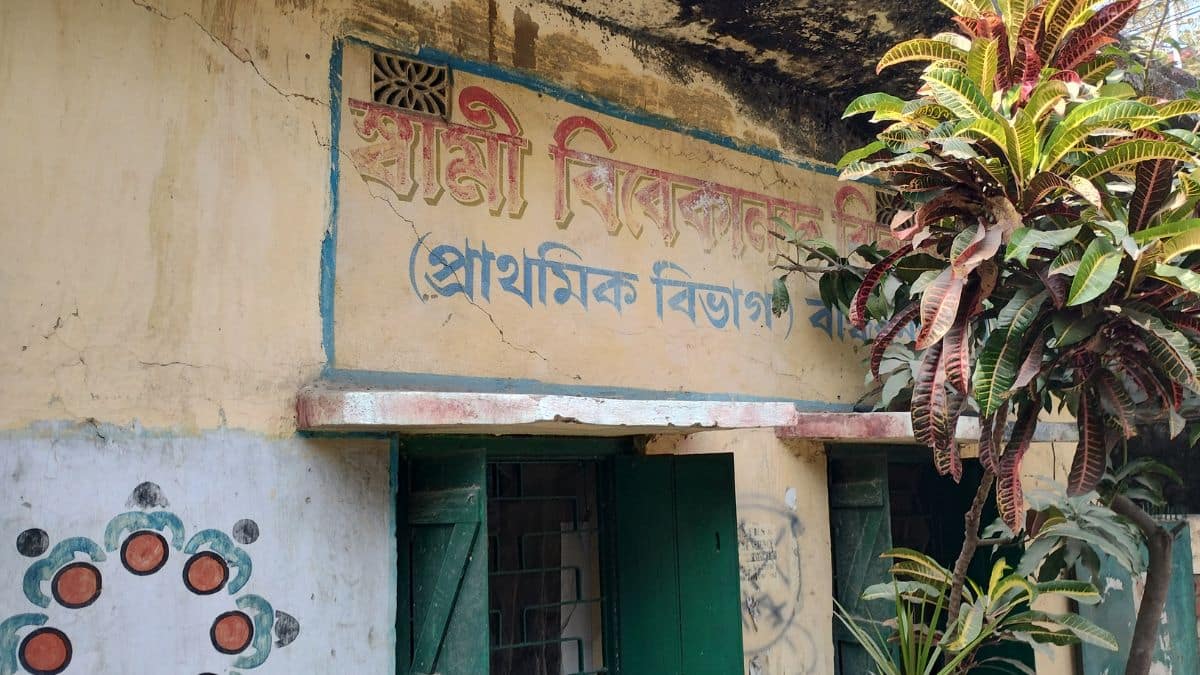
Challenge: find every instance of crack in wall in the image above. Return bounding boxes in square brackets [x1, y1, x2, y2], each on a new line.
[137, 360, 202, 368]
[315, 119, 561, 370]
[130, 0, 326, 108]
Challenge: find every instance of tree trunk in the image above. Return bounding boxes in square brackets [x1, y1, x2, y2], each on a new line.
[946, 471, 995, 626]
[1111, 495, 1174, 675]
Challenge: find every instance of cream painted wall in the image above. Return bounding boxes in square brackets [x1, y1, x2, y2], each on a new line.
[1023, 442, 1080, 675]
[0, 0, 832, 436]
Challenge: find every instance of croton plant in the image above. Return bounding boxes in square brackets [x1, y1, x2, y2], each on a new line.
[787, 0, 1200, 532]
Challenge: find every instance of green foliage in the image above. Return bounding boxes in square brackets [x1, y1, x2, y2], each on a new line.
[778, 0, 1200, 533]
[837, 548, 1116, 674]
[985, 485, 1145, 584]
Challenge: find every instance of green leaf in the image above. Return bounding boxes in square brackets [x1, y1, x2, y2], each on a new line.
[1130, 313, 1198, 386]
[1097, 81, 1137, 99]
[1007, 624, 1081, 646]
[973, 290, 1048, 416]
[1152, 263, 1200, 293]
[1007, 611, 1119, 651]
[844, 93, 907, 120]
[1024, 80, 1069, 126]
[1050, 244, 1083, 276]
[1006, 226, 1081, 265]
[922, 67, 997, 122]
[1051, 241, 1089, 273]
[1034, 580, 1101, 605]
[943, 599, 985, 652]
[879, 124, 929, 153]
[1154, 98, 1200, 124]
[967, 38, 999, 100]
[999, 0, 1028, 26]
[1051, 311, 1102, 348]
[1132, 218, 1200, 245]
[1067, 237, 1121, 305]
[837, 141, 890, 169]
[883, 547, 954, 579]
[891, 560, 954, 587]
[936, 0, 992, 18]
[1073, 140, 1193, 181]
[1159, 228, 1200, 263]
[771, 276, 790, 317]
[1011, 109, 1040, 181]
[878, 39, 968, 72]
[1042, 100, 1161, 169]
[861, 580, 943, 603]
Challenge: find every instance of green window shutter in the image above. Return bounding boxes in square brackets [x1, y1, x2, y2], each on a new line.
[829, 451, 893, 675]
[1079, 524, 1199, 675]
[675, 454, 745, 675]
[613, 454, 744, 675]
[400, 449, 489, 675]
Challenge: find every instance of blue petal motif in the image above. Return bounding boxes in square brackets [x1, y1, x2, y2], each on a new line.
[103, 511, 186, 551]
[23, 537, 105, 607]
[184, 529, 252, 594]
[233, 594, 275, 669]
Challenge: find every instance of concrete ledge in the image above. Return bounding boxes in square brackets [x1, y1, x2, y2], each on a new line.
[296, 383, 1078, 442]
[773, 412, 1077, 444]
[297, 384, 801, 435]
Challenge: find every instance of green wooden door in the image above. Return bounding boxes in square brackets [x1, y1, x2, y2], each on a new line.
[829, 451, 894, 675]
[613, 454, 744, 675]
[400, 449, 489, 675]
[1080, 523, 1199, 674]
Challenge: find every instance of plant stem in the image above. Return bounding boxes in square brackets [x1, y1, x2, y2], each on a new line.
[947, 470, 996, 626]
[1111, 495, 1174, 675]
[1146, 0, 1174, 92]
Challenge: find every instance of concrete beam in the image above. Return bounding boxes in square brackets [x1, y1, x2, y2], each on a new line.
[296, 384, 800, 436]
[296, 383, 1078, 442]
[773, 412, 1077, 444]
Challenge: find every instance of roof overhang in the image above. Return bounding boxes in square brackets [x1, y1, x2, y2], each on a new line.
[297, 383, 1076, 442]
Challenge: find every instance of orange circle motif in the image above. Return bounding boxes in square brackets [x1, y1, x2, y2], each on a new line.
[210, 611, 253, 654]
[184, 551, 229, 595]
[121, 531, 169, 575]
[19, 627, 72, 675]
[51, 562, 102, 608]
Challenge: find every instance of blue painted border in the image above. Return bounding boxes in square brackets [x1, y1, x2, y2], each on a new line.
[320, 36, 861, 411]
[320, 37, 344, 365]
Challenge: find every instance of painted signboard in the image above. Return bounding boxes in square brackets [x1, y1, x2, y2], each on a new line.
[329, 39, 888, 403]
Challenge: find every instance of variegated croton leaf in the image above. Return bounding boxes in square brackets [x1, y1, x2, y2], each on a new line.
[778, 0, 1200, 533]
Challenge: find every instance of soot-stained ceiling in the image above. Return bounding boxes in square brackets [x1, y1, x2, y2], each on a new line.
[545, 0, 953, 163]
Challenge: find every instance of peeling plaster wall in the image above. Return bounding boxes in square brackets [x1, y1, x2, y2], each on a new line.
[0, 1, 896, 673]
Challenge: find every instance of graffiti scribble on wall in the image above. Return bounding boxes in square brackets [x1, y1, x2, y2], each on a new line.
[0, 485, 298, 675]
[737, 493, 818, 675]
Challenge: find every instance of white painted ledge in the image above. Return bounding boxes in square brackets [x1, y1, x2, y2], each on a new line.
[297, 384, 801, 436]
[296, 383, 1077, 442]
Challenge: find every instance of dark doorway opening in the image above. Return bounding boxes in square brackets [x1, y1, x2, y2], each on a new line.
[487, 461, 607, 675]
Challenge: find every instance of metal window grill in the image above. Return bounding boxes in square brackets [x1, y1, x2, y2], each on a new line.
[487, 461, 608, 675]
[371, 51, 451, 118]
